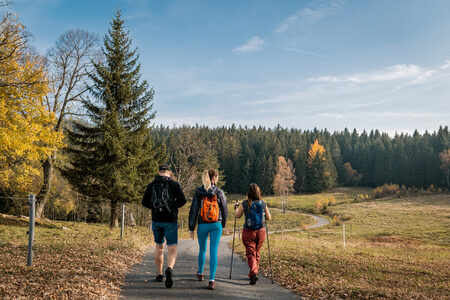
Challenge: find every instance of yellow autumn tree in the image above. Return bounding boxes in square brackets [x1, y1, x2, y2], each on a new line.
[0, 12, 64, 195]
[307, 139, 326, 166]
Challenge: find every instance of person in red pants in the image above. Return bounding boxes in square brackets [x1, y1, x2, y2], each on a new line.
[235, 183, 272, 284]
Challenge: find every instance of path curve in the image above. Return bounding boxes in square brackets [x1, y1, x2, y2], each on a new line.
[268, 209, 330, 234]
[120, 212, 329, 300]
[303, 213, 330, 229]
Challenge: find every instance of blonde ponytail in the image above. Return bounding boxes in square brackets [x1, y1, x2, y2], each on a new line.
[202, 170, 211, 190]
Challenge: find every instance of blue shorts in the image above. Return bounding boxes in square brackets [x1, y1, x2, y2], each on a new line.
[152, 222, 178, 246]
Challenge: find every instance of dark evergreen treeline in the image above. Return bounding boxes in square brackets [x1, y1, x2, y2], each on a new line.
[153, 125, 450, 195]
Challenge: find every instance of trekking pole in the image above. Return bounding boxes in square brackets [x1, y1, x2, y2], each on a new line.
[265, 220, 274, 284]
[229, 212, 237, 279]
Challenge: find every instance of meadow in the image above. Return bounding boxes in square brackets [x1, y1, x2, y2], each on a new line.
[1, 189, 448, 299]
[263, 187, 373, 212]
[233, 189, 450, 299]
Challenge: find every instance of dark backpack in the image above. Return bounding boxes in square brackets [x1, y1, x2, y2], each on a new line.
[244, 200, 265, 230]
[151, 181, 172, 214]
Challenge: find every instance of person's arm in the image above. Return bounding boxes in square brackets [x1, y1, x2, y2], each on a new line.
[264, 204, 272, 221]
[219, 190, 227, 228]
[235, 203, 244, 219]
[173, 181, 187, 208]
[188, 190, 199, 235]
[141, 183, 153, 209]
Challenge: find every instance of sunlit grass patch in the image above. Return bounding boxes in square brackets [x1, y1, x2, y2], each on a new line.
[234, 231, 449, 299]
[264, 187, 373, 212]
[232, 192, 450, 299]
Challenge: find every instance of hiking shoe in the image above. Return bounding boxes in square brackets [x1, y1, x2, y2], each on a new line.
[197, 272, 204, 281]
[208, 281, 216, 290]
[250, 274, 259, 285]
[165, 267, 173, 288]
[155, 274, 163, 282]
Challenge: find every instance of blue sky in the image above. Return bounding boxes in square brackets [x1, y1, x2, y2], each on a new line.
[10, 0, 450, 135]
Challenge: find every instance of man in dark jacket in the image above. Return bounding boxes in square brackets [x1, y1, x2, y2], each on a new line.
[142, 164, 186, 288]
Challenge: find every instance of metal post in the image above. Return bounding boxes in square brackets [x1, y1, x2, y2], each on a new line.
[27, 194, 35, 266]
[120, 203, 125, 240]
[343, 222, 346, 248]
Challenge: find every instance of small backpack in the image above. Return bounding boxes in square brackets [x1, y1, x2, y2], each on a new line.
[151, 181, 172, 214]
[244, 200, 265, 230]
[200, 194, 220, 223]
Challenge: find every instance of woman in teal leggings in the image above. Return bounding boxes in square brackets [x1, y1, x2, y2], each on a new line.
[188, 169, 227, 290]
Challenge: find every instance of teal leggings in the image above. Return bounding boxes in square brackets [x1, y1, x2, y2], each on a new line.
[197, 222, 222, 281]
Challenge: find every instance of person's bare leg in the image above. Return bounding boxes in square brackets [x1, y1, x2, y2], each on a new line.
[155, 244, 164, 275]
[167, 245, 178, 269]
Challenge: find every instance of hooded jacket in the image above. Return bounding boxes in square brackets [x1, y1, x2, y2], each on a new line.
[142, 175, 187, 223]
[188, 184, 227, 231]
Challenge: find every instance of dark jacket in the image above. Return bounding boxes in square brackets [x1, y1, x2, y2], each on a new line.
[142, 175, 187, 223]
[188, 185, 227, 231]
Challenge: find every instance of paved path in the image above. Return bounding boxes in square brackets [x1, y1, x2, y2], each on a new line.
[120, 238, 300, 299]
[269, 212, 330, 234]
[302, 213, 329, 229]
[120, 213, 329, 300]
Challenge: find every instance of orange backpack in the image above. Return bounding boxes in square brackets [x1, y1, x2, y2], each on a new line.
[200, 194, 220, 222]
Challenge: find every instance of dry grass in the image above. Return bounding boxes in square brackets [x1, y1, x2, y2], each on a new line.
[233, 192, 450, 299]
[0, 215, 152, 299]
[264, 187, 373, 212]
[329, 194, 450, 245]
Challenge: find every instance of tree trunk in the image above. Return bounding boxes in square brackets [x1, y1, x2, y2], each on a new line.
[35, 155, 54, 219]
[447, 168, 449, 189]
[110, 200, 119, 227]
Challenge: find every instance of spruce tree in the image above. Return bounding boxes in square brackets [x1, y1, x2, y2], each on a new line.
[63, 11, 164, 227]
[294, 145, 307, 192]
[305, 140, 334, 192]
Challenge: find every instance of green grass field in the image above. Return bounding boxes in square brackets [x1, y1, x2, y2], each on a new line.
[233, 190, 450, 299]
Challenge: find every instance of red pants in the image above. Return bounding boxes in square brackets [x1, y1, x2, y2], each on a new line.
[242, 228, 266, 278]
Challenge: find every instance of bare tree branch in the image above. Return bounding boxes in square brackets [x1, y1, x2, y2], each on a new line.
[47, 29, 100, 131]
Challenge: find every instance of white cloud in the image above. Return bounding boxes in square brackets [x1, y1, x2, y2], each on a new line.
[275, 0, 345, 33]
[233, 36, 264, 54]
[394, 70, 436, 91]
[309, 64, 424, 83]
[393, 59, 450, 91]
[441, 60, 450, 70]
[275, 14, 299, 33]
[154, 59, 450, 135]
